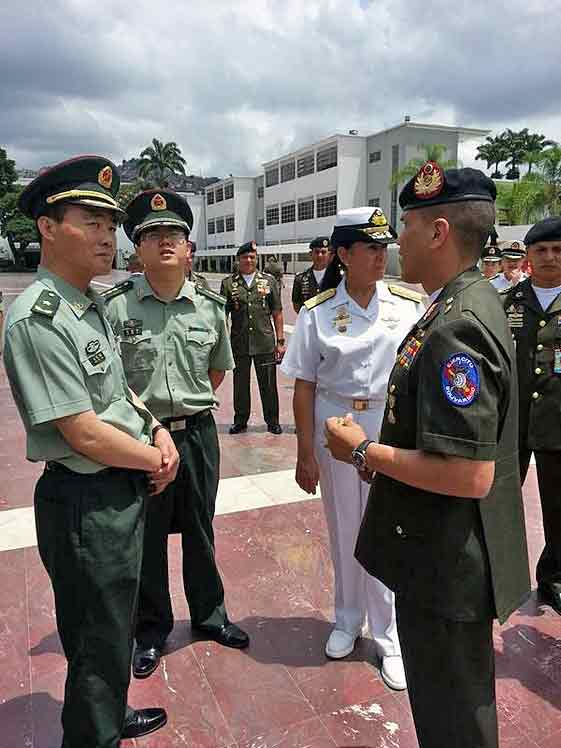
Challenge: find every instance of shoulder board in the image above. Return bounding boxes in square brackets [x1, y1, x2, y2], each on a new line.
[195, 285, 226, 305]
[100, 280, 133, 302]
[303, 288, 336, 310]
[387, 284, 423, 303]
[31, 289, 60, 319]
[259, 272, 275, 281]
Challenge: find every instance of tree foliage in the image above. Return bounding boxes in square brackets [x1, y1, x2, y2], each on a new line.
[496, 146, 561, 224]
[476, 129, 556, 180]
[0, 147, 18, 198]
[389, 144, 458, 188]
[137, 139, 186, 188]
[116, 179, 145, 209]
[0, 186, 38, 267]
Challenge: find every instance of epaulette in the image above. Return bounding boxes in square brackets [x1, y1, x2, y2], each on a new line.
[388, 284, 423, 303]
[100, 280, 133, 302]
[195, 285, 226, 305]
[304, 288, 336, 310]
[31, 289, 60, 319]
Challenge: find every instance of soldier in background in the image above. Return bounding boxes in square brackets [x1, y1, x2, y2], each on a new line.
[490, 241, 527, 290]
[264, 253, 284, 289]
[186, 242, 210, 290]
[481, 245, 502, 280]
[292, 236, 331, 313]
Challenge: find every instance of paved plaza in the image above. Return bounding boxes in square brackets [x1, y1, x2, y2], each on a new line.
[1, 271, 561, 748]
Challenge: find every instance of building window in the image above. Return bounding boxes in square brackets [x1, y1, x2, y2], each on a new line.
[298, 198, 314, 221]
[265, 167, 279, 187]
[216, 217, 225, 233]
[281, 202, 296, 223]
[258, 218, 265, 231]
[316, 193, 337, 218]
[207, 191, 215, 205]
[207, 219, 215, 234]
[266, 205, 279, 225]
[257, 185, 264, 199]
[225, 215, 235, 232]
[316, 145, 337, 172]
[216, 187, 224, 202]
[368, 197, 380, 207]
[391, 144, 399, 227]
[280, 160, 295, 183]
[224, 183, 234, 200]
[297, 152, 314, 177]
[369, 150, 382, 163]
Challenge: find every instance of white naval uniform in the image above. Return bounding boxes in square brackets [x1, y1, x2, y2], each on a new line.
[281, 280, 424, 656]
[490, 271, 527, 291]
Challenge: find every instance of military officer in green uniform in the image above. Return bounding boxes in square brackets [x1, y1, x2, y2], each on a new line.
[502, 217, 561, 615]
[220, 241, 286, 434]
[104, 190, 249, 679]
[3, 157, 178, 747]
[325, 163, 530, 748]
[186, 242, 210, 290]
[264, 253, 284, 288]
[291, 236, 331, 313]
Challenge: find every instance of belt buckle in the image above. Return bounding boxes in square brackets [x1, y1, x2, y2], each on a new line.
[169, 419, 186, 432]
[353, 399, 368, 411]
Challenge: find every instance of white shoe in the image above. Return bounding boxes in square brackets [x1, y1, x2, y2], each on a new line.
[325, 629, 357, 659]
[381, 655, 407, 691]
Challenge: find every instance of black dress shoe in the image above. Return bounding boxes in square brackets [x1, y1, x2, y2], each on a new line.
[229, 423, 247, 434]
[132, 645, 161, 679]
[538, 584, 561, 615]
[267, 424, 282, 434]
[122, 708, 167, 739]
[193, 621, 250, 649]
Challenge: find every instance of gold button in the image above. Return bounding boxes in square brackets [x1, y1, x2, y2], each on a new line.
[390, 384, 396, 393]
[446, 297, 454, 304]
[539, 320, 547, 327]
[537, 344, 544, 351]
[532, 392, 539, 400]
[396, 525, 403, 535]
[535, 368, 542, 375]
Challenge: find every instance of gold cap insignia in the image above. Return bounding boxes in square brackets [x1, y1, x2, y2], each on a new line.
[322, 239, 329, 247]
[414, 161, 444, 200]
[511, 241, 520, 249]
[251, 241, 257, 250]
[151, 193, 167, 211]
[98, 166, 113, 189]
[369, 207, 389, 227]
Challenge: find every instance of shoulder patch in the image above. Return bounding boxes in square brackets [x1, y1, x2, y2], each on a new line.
[195, 285, 226, 305]
[100, 280, 133, 303]
[303, 288, 337, 310]
[441, 353, 480, 407]
[31, 290, 60, 319]
[387, 284, 423, 303]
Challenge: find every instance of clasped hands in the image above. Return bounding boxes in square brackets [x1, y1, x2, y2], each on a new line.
[149, 428, 180, 495]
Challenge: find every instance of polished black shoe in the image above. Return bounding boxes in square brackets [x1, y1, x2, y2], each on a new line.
[122, 707, 167, 739]
[132, 645, 161, 679]
[193, 621, 250, 649]
[538, 584, 561, 615]
[229, 423, 248, 434]
[267, 424, 282, 434]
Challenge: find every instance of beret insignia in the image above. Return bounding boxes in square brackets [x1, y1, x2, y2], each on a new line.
[98, 166, 113, 189]
[322, 239, 329, 247]
[151, 193, 167, 211]
[414, 161, 444, 200]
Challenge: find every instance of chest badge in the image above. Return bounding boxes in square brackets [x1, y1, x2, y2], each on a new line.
[398, 336, 422, 368]
[122, 318, 143, 338]
[332, 305, 352, 334]
[441, 353, 479, 407]
[506, 304, 524, 328]
[85, 339, 101, 356]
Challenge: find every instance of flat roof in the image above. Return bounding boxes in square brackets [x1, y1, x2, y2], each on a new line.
[366, 121, 490, 139]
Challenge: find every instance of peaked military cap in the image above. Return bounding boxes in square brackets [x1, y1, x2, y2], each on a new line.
[501, 240, 526, 260]
[309, 236, 330, 250]
[18, 155, 126, 219]
[124, 189, 193, 242]
[237, 240, 257, 256]
[482, 245, 502, 262]
[524, 217, 561, 246]
[331, 207, 397, 247]
[399, 161, 496, 211]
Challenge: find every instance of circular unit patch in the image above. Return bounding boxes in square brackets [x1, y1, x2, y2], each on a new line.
[441, 353, 479, 407]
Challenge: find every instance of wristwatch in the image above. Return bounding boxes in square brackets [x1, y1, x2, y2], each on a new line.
[351, 439, 374, 472]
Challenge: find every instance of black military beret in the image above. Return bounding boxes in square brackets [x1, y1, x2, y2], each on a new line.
[124, 189, 193, 242]
[524, 217, 561, 246]
[237, 240, 257, 256]
[309, 236, 330, 250]
[399, 162, 496, 211]
[18, 155, 125, 220]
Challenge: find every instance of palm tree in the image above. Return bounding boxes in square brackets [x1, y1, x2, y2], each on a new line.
[535, 145, 561, 214]
[502, 128, 531, 180]
[137, 139, 186, 187]
[496, 175, 547, 225]
[389, 144, 457, 188]
[475, 135, 509, 179]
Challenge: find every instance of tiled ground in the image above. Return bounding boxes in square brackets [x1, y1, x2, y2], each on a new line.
[1, 271, 560, 748]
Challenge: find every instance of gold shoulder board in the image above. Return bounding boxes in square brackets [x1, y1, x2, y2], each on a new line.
[195, 285, 227, 305]
[303, 288, 336, 310]
[388, 284, 423, 303]
[100, 280, 133, 302]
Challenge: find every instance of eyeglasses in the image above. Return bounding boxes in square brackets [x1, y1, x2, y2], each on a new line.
[141, 229, 186, 244]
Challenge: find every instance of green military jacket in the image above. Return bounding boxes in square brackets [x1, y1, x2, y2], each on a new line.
[502, 278, 561, 450]
[220, 271, 282, 357]
[355, 268, 530, 624]
[292, 266, 321, 312]
[3, 267, 152, 473]
[264, 260, 283, 286]
[104, 275, 234, 421]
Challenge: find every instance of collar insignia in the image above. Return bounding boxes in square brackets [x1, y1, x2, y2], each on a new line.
[414, 161, 444, 199]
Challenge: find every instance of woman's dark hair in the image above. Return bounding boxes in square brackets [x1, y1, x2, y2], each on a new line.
[319, 239, 353, 291]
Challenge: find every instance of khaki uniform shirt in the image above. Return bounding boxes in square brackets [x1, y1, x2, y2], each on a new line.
[220, 271, 282, 357]
[105, 275, 234, 421]
[502, 279, 561, 450]
[355, 268, 530, 624]
[3, 267, 152, 473]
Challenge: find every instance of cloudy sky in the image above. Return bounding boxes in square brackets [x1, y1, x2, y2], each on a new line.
[1, 0, 560, 177]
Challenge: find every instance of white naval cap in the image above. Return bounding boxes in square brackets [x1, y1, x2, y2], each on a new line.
[331, 206, 397, 245]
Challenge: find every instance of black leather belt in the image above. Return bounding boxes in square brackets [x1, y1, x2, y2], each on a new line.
[161, 409, 211, 432]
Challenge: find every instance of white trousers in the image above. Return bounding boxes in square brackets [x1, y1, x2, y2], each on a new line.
[314, 393, 401, 658]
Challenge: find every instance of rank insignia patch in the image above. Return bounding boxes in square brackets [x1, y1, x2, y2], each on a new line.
[441, 353, 479, 407]
[122, 318, 143, 337]
[151, 193, 167, 211]
[98, 166, 113, 189]
[85, 339, 101, 355]
[414, 161, 444, 200]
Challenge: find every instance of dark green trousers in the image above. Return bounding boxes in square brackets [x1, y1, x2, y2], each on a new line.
[396, 597, 497, 748]
[233, 352, 279, 427]
[35, 467, 146, 748]
[136, 411, 225, 648]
